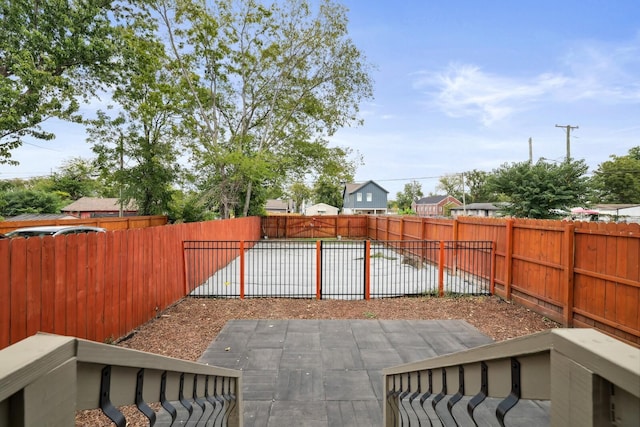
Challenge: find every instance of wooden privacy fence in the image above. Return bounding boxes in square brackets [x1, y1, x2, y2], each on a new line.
[261, 215, 368, 239]
[0, 214, 168, 234]
[368, 216, 640, 346]
[0, 217, 261, 350]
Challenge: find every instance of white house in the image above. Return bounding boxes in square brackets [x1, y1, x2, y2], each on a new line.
[304, 203, 339, 216]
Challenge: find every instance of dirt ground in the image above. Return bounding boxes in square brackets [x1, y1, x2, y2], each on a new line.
[116, 296, 559, 359]
[76, 295, 559, 426]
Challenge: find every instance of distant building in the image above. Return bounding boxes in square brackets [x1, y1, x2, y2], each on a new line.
[412, 195, 462, 217]
[592, 204, 640, 223]
[450, 203, 502, 218]
[342, 181, 388, 215]
[61, 197, 138, 218]
[265, 199, 294, 215]
[304, 203, 339, 216]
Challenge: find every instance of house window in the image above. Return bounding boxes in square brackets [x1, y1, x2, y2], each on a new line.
[366, 193, 372, 202]
[357, 193, 362, 202]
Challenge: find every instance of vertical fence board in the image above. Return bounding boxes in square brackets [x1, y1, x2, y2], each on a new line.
[9, 238, 27, 344]
[53, 237, 66, 336]
[25, 237, 42, 338]
[109, 231, 121, 341]
[40, 237, 55, 334]
[94, 233, 106, 343]
[85, 233, 98, 342]
[0, 240, 10, 348]
[126, 230, 135, 334]
[64, 236, 78, 338]
[76, 235, 88, 340]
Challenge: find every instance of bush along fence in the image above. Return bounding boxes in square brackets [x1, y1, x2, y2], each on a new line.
[0, 217, 261, 350]
[184, 239, 494, 299]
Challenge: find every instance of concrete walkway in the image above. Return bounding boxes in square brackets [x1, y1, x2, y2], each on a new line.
[198, 319, 496, 426]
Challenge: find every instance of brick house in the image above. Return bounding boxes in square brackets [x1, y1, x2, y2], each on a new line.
[412, 195, 462, 217]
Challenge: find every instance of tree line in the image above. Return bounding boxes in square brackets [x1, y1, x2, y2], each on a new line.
[393, 146, 640, 219]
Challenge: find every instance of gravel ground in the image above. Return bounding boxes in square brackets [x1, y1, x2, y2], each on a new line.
[76, 295, 559, 426]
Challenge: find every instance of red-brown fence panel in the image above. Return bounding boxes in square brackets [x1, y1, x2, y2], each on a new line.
[0, 239, 9, 348]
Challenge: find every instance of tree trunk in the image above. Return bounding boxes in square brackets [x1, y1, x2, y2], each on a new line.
[242, 181, 253, 217]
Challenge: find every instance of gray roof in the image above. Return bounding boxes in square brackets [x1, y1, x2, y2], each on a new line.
[5, 213, 79, 221]
[61, 197, 137, 212]
[343, 180, 389, 195]
[415, 195, 448, 204]
[265, 199, 291, 211]
[450, 203, 501, 211]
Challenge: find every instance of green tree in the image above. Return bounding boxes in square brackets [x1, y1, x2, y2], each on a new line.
[0, 0, 129, 164]
[312, 175, 344, 208]
[47, 157, 103, 200]
[87, 19, 184, 216]
[395, 180, 423, 211]
[487, 159, 590, 218]
[287, 181, 311, 214]
[464, 169, 494, 203]
[590, 146, 640, 203]
[436, 174, 463, 200]
[157, 0, 373, 217]
[0, 189, 64, 217]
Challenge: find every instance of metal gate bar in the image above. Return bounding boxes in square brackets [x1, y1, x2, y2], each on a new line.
[184, 240, 494, 299]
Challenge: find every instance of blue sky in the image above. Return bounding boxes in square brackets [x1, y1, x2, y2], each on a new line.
[2, 0, 640, 199]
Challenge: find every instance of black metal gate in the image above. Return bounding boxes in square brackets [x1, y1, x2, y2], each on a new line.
[184, 240, 494, 299]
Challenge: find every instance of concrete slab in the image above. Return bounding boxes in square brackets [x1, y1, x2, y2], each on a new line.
[199, 319, 498, 426]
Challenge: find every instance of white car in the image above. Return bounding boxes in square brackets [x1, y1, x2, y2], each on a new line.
[5, 225, 106, 238]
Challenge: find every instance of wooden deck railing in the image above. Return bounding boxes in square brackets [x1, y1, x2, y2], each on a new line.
[0, 333, 242, 426]
[382, 328, 640, 426]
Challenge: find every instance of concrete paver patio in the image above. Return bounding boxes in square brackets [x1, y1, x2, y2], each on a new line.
[198, 319, 496, 426]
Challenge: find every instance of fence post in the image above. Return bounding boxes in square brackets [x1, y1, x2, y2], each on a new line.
[386, 217, 390, 241]
[364, 240, 371, 300]
[438, 241, 445, 297]
[505, 219, 514, 300]
[490, 241, 497, 295]
[316, 240, 322, 300]
[399, 217, 404, 241]
[452, 219, 459, 276]
[239, 241, 245, 299]
[182, 241, 189, 295]
[452, 218, 459, 241]
[563, 223, 576, 327]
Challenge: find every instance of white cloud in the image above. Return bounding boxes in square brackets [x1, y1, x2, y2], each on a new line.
[413, 64, 567, 126]
[560, 37, 640, 102]
[413, 35, 640, 126]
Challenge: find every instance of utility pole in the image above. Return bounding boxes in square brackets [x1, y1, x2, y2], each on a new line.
[528, 137, 533, 163]
[555, 124, 578, 161]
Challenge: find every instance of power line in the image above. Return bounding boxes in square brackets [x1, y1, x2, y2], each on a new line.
[372, 175, 443, 182]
